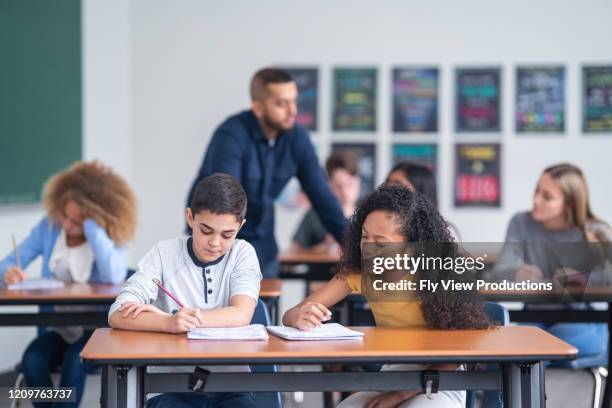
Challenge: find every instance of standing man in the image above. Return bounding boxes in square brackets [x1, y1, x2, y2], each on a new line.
[187, 68, 347, 277]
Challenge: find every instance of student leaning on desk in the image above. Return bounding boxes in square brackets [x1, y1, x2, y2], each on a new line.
[491, 163, 612, 360]
[0, 160, 137, 408]
[283, 184, 495, 408]
[109, 173, 262, 408]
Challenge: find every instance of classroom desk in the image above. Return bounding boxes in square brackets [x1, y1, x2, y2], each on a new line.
[81, 326, 576, 408]
[0, 280, 283, 327]
[0, 283, 121, 326]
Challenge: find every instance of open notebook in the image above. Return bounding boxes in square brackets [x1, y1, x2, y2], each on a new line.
[187, 324, 269, 340]
[267, 323, 364, 340]
[7, 278, 65, 291]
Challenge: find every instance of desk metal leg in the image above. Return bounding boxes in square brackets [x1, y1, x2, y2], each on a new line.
[136, 367, 144, 407]
[520, 363, 533, 408]
[115, 366, 130, 408]
[538, 362, 546, 407]
[510, 362, 546, 408]
[508, 362, 544, 408]
[112, 365, 143, 408]
[603, 302, 612, 408]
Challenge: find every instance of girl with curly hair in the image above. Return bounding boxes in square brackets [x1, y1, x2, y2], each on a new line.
[0, 160, 137, 407]
[283, 183, 493, 408]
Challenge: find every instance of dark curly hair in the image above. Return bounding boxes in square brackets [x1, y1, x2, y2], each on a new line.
[335, 183, 494, 330]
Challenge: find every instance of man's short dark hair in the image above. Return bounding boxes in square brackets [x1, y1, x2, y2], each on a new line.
[250, 68, 294, 101]
[326, 150, 359, 178]
[190, 173, 247, 221]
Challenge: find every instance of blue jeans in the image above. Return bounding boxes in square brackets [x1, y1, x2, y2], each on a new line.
[21, 331, 94, 408]
[527, 322, 608, 358]
[147, 392, 256, 408]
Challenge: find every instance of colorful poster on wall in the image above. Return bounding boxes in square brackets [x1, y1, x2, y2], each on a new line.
[332, 68, 377, 131]
[392, 144, 438, 175]
[516, 66, 565, 132]
[455, 68, 501, 132]
[583, 66, 612, 132]
[454, 144, 501, 207]
[332, 143, 376, 196]
[392, 67, 439, 132]
[282, 67, 318, 131]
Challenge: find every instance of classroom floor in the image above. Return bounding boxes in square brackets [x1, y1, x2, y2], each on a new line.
[0, 367, 601, 407]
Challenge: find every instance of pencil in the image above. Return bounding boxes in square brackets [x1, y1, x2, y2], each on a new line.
[152, 278, 185, 308]
[11, 234, 21, 270]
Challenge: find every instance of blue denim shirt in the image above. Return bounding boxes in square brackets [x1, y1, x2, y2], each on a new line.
[187, 110, 347, 268]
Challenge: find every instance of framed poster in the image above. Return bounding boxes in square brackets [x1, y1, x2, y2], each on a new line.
[332, 68, 377, 131]
[455, 67, 501, 132]
[282, 67, 319, 131]
[516, 66, 565, 132]
[392, 67, 439, 132]
[332, 143, 376, 196]
[583, 66, 612, 132]
[454, 143, 501, 207]
[392, 144, 438, 175]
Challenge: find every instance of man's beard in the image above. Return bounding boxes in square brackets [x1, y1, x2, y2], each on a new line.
[262, 113, 293, 132]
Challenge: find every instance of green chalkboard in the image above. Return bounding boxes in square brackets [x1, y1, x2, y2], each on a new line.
[0, 0, 82, 204]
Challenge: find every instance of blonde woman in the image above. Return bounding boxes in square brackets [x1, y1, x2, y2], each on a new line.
[495, 163, 611, 358]
[0, 161, 137, 407]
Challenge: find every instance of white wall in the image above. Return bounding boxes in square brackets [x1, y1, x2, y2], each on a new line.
[130, 0, 612, 257]
[0, 0, 131, 371]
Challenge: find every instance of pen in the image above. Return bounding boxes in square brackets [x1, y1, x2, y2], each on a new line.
[152, 278, 185, 308]
[12, 234, 21, 270]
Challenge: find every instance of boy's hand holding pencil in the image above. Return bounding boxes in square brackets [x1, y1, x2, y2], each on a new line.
[165, 308, 204, 333]
[149, 278, 204, 333]
[117, 301, 204, 333]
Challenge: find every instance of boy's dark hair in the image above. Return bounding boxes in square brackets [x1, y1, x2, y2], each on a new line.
[190, 173, 247, 221]
[388, 161, 438, 207]
[250, 68, 294, 101]
[326, 150, 359, 178]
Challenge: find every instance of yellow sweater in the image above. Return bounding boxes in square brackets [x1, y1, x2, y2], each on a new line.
[345, 273, 427, 328]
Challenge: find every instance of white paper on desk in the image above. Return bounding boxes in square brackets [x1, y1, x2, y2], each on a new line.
[7, 278, 65, 291]
[187, 324, 268, 340]
[267, 323, 364, 340]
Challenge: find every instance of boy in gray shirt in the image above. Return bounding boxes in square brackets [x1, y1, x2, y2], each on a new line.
[109, 173, 261, 408]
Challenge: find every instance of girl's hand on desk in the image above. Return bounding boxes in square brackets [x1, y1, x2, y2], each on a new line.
[3, 266, 26, 285]
[165, 308, 204, 333]
[119, 302, 166, 319]
[295, 302, 331, 331]
[365, 390, 420, 408]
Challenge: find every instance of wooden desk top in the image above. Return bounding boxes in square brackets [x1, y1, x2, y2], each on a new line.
[278, 249, 340, 265]
[0, 283, 123, 305]
[81, 326, 576, 365]
[259, 279, 282, 298]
